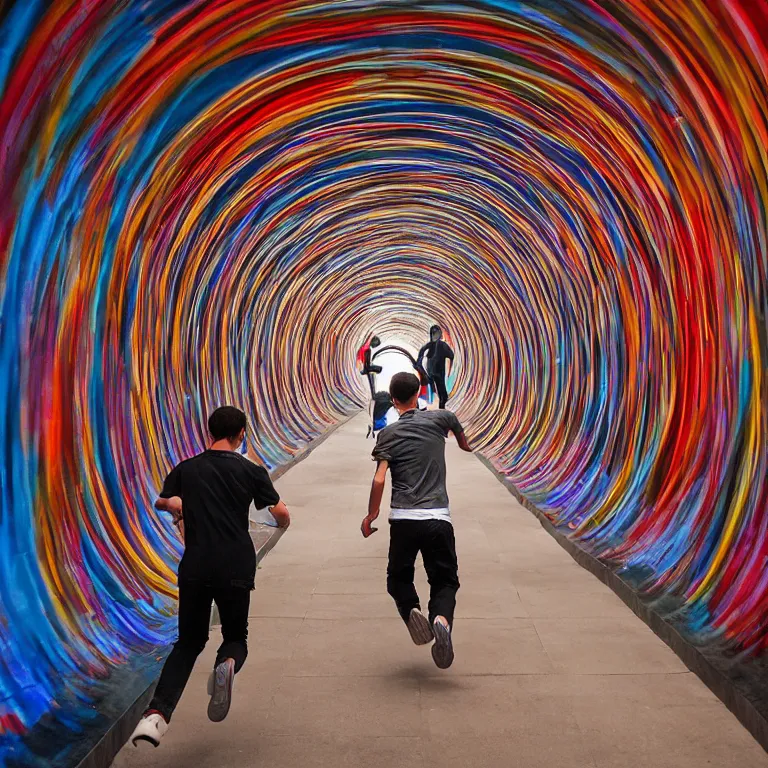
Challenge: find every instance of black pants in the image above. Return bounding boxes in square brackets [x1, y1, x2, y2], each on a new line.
[148, 579, 251, 721]
[429, 373, 448, 409]
[387, 520, 460, 627]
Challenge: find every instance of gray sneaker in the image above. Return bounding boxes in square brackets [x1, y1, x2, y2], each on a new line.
[407, 608, 434, 645]
[207, 658, 235, 722]
[431, 619, 454, 669]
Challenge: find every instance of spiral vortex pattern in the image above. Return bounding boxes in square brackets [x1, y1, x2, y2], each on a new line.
[0, 0, 766, 756]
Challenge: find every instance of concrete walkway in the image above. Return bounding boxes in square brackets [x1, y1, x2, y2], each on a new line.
[114, 415, 767, 768]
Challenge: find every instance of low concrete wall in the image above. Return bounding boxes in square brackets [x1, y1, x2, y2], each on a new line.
[477, 453, 768, 755]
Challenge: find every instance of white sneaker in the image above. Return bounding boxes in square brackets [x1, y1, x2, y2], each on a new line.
[207, 658, 236, 722]
[406, 608, 434, 646]
[431, 618, 454, 669]
[130, 712, 168, 747]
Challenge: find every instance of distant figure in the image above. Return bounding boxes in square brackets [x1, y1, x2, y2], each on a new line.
[130, 407, 290, 748]
[356, 334, 382, 398]
[417, 325, 454, 409]
[368, 390, 394, 438]
[361, 372, 472, 669]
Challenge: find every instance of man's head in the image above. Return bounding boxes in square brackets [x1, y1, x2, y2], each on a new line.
[430, 325, 442, 342]
[208, 406, 247, 446]
[389, 372, 421, 410]
[370, 335, 381, 348]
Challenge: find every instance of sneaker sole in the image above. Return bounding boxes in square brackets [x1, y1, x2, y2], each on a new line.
[207, 660, 235, 722]
[431, 621, 454, 669]
[407, 609, 434, 646]
[132, 734, 160, 748]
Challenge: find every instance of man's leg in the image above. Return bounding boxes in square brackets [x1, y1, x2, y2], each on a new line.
[428, 375, 438, 406]
[213, 582, 251, 671]
[421, 521, 460, 669]
[421, 521, 460, 626]
[387, 521, 421, 621]
[147, 580, 212, 722]
[388, 522, 433, 645]
[206, 582, 251, 722]
[435, 374, 449, 409]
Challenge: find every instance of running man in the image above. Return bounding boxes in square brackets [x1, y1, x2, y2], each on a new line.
[130, 406, 290, 747]
[417, 325, 454, 409]
[361, 372, 472, 669]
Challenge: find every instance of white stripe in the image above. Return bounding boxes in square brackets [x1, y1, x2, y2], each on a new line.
[389, 507, 451, 523]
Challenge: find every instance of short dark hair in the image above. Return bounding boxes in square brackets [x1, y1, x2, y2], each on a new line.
[390, 372, 420, 404]
[208, 406, 247, 440]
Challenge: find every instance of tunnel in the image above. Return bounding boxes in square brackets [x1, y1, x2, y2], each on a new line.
[0, 0, 767, 765]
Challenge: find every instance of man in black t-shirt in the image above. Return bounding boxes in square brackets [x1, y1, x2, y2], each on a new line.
[130, 407, 290, 748]
[416, 325, 454, 409]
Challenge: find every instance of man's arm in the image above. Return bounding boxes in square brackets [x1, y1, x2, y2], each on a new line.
[455, 430, 472, 453]
[269, 500, 291, 529]
[362, 460, 388, 537]
[444, 412, 472, 453]
[416, 341, 430, 365]
[155, 496, 182, 515]
[251, 465, 290, 528]
[155, 495, 184, 539]
[156, 465, 183, 522]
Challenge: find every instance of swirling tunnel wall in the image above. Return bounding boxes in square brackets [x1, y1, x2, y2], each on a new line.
[1, 0, 767, 755]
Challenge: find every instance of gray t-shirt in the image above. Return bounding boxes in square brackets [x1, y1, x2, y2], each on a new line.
[371, 409, 464, 511]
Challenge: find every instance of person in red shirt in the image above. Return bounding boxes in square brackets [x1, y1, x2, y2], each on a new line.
[356, 334, 381, 397]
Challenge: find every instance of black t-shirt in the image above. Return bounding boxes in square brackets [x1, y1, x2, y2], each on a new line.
[160, 450, 280, 587]
[417, 340, 454, 377]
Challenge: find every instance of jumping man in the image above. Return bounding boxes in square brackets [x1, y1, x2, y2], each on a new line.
[361, 372, 471, 668]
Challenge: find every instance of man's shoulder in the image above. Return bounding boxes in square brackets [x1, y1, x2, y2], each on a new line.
[232, 452, 270, 475]
[377, 422, 400, 438]
[417, 409, 447, 422]
[185, 451, 261, 470]
[418, 409, 461, 430]
[174, 453, 203, 469]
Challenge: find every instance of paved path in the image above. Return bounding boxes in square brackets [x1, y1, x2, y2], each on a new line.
[114, 415, 767, 768]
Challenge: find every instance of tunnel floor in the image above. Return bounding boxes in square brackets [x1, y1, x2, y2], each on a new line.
[112, 415, 766, 768]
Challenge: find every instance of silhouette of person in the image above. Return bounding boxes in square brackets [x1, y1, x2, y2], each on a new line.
[417, 325, 454, 409]
[356, 334, 382, 398]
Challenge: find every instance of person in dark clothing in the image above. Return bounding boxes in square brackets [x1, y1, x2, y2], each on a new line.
[130, 407, 290, 748]
[361, 372, 472, 669]
[416, 325, 454, 409]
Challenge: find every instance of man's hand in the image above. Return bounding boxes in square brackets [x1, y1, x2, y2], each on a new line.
[156, 495, 183, 524]
[361, 512, 379, 538]
[166, 496, 183, 519]
[364, 460, 388, 538]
